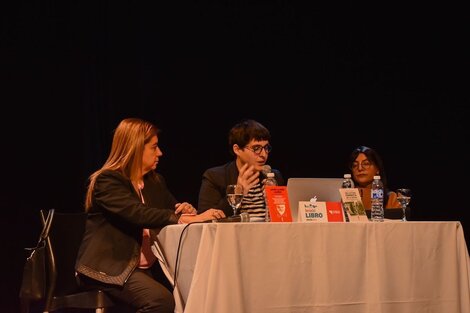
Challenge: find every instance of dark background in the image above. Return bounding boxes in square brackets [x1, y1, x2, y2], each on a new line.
[2, 2, 468, 311]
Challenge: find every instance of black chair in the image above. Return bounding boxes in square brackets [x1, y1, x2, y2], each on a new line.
[39, 209, 116, 313]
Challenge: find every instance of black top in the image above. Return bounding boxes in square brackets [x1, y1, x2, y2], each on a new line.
[198, 161, 284, 217]
[75, 170, 178, 286]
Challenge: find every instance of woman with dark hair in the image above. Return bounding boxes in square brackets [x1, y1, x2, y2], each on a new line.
[198, 119, 284, 220]
[348, 146, 400, 210]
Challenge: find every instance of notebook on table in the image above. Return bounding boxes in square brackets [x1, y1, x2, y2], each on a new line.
[287, 177, 344, 222]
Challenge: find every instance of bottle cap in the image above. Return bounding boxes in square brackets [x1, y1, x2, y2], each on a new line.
[344, 174, 351, 179]
[373, 175, 381, 179]
[267, 172, 275, 177]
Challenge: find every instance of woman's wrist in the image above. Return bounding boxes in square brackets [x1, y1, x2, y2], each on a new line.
[178, 213, 197, 224]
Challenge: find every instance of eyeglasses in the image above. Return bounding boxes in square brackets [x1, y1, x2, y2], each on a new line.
[351, 160, 372, 170]
[244, 144, 272, 155]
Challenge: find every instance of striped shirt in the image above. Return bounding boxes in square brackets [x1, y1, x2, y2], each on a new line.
[239, 182, 266, 219]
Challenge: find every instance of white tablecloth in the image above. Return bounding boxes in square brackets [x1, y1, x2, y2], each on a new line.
[155, 221, 470, 313]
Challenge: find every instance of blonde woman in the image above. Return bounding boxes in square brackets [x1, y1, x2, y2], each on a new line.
[75, 118, 224, 313]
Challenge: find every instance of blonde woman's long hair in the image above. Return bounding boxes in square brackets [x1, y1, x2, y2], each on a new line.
[85, 118, 159, 211]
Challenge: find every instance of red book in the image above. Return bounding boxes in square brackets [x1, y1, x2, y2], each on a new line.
[265, 186, 293, 222]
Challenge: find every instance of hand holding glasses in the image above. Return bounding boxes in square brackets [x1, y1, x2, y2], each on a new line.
[226, 184, 244, 217]
[396, 188, 411, 221]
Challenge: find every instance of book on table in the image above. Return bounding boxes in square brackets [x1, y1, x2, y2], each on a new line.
[339, 188, 368, 222]
[265, 186, 293, 222]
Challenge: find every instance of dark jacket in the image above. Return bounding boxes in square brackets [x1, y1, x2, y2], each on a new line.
[197, 161, 284, 217]
[75, 170, 178, 286]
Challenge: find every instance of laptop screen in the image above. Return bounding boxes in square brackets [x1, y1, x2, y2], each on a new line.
[287, 177, 344, 222]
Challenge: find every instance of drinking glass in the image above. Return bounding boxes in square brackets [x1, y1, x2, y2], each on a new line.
[226, 184, 244, 217]
[396, 188, 411, 221]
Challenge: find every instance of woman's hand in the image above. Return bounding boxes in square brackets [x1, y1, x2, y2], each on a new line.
[178, 208, 226, 224]
[237, 163, 259, 195]
[200, 208, 225, 220]
[175, 202, 197, 215]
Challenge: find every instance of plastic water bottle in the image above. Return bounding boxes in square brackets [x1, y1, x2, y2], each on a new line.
[342, 173, 355, 189]
[341, 173, 354, 222]
[371, 175, 384, 222]
[264, 172, 277, 222]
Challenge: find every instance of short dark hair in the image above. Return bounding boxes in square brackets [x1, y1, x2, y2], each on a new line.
[228, 119, 270, 155]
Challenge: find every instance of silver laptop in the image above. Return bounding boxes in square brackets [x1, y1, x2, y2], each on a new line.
[287, 178, 344, 222]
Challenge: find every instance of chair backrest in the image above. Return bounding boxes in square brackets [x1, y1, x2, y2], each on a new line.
[40, 210, 87, 299]
[37, 209, 117, 313]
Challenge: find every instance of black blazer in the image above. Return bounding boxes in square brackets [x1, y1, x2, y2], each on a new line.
[75, 170, 178, 286]
[197, 161, 284, 217]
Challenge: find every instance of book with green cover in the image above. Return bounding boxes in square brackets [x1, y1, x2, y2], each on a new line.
[339, 188, 368, 222]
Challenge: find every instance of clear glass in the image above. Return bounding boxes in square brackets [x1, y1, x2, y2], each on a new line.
[226, 184, 244, 217]
[396, 188, 411, 221]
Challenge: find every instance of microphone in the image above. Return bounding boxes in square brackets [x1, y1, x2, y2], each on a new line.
[212, 212, 250, 223]
[261, 164, 272, 175]
[212, 216, 242, 223]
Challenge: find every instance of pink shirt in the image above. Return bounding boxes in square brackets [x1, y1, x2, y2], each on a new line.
[139, 228, 156, 269]
[136, 181, 157, 269]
